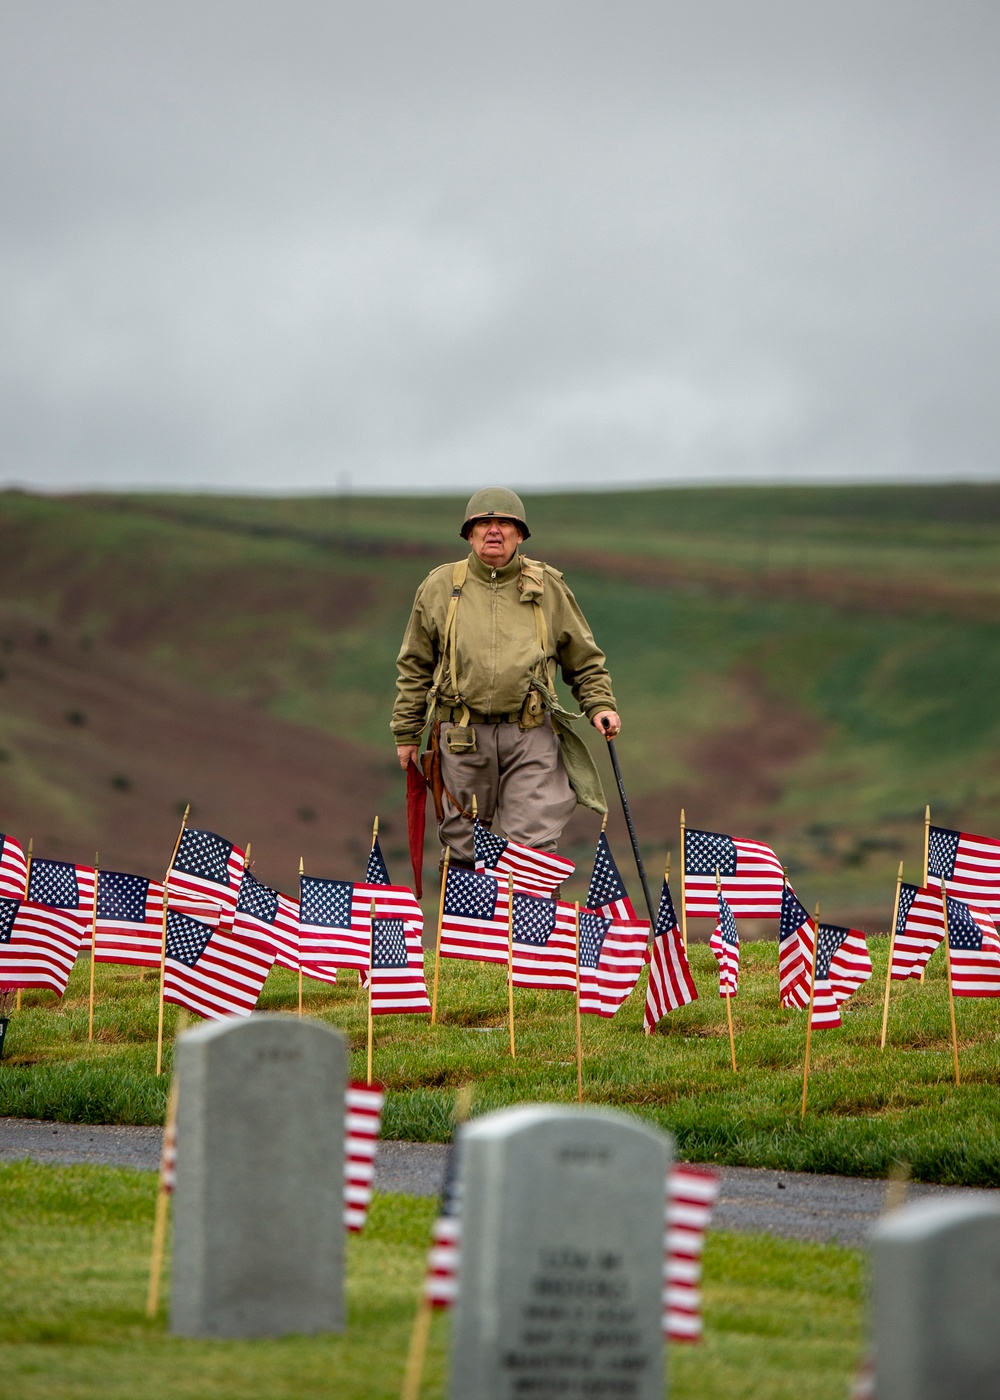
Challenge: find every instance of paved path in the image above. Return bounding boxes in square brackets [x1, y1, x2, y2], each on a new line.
[1, 1117, 993, 1247]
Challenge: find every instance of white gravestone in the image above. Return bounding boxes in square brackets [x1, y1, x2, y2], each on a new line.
[450, 1104, 671, 1400]
[872, 1197, 1000, 1399]
[170, 1015, 348, 1338]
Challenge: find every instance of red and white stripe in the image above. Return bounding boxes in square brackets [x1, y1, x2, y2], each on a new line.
[163, 923, 275, 1020]
[0, 901, 87, 995]
[344, 1080, 385, 1231]
[0, 834, 28, 900]
[890, 885, 945, 980]
[439, 872, 512, 966]
[827, 930, 873, 1003]
[644, 922, 698, 1029]
[300, 883, 423, 975]
[95, 878, 221, 968]
[578, 919, 648, 1017]
[159, 1114, 177, 1195]
[510, 897, 579, 991]
[424, 1214, 462, 1307]
[477, 836, 574, 899]
[684, 836, 784, 918]
[665, 1165, 720, 1342]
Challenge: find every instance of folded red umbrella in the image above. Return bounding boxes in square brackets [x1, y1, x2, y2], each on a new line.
[406, 760, 428, 899]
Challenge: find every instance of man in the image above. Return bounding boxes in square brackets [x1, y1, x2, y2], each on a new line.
[392, 487, 620, 865]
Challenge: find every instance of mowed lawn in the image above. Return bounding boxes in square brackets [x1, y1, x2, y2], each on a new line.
[3, 938, 1000, 1184]
[0, 1160, 865, 1400]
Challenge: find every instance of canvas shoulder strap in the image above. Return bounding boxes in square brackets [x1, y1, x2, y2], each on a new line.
[423, 558, 469, 727]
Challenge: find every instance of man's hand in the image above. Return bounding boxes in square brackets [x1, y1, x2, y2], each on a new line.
[592, 710, 621, 738]
[396, 744, 419, 771]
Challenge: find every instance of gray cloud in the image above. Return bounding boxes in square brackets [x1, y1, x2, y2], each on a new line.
[1, 1, 998, 492]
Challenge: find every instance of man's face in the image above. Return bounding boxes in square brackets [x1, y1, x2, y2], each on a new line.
[469, 517, 524, 568]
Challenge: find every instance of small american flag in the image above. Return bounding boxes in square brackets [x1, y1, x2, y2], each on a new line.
[162, 909, 275, 1020]
[473, 819, 574, 898]
[0, 899, 87, 994]
[422, 1160, 719, 1338]
[234, 868, 300, 973]
[439, 866, 510, 965]
[890, 884, 946, 979]
[799, 925, 849, 1029]
[370, 916, 431, 1015]
[366, 838, 391, 886]
[644, 880, 698, 1029]
[344, 1080, 386, 1231]
[298, 879, 423, 974]
[168, 828, 244, 921]
[578, 908, 647, 1017]
[586, 832, 638, 923]
[510, 893, 578, 991]
[710, 894, 740, 997]
[943, 896, 1000, 997]
[928, 824, 1000, 919]
[27, 858, 96, 917]
[794, 917, 871, 1027]
[684, 828, 784, 918]
[0, 834, 28, 900]
[95, 871, 222, 968]
[778, 887, 812, 1010]
[665, 1164, 720, 1342]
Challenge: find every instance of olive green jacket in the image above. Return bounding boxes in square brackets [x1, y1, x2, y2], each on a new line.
[391, 551, 616, 814]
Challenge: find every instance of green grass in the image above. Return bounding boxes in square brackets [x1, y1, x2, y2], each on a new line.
[0, 1160, 864, 1399]
[5, 947, 1000, 1184]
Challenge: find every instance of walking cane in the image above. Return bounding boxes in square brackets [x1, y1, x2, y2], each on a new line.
[601, 717, 657, 931]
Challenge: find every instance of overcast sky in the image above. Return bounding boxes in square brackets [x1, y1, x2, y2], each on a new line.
[1, 2, 997, 494]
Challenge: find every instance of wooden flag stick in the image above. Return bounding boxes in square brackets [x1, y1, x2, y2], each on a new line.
[679, 810, 688, 952]
[575, 902, 583, 1103]
[800, 902, 820, 1120]
[431, 846, 450, 1025]
[716, 868, 736, 1072]
[367, 899, 376, 1086]
[297, 857, 305, 1017]
[372, 815, 379, 849]
[87, 851, 99, 1043]
[940, 883, 961, 1086]
[156, 807, 190, 1074]
[507, 873, 516, 1059]
[145, 1072, 179, 1317]
[880, 861, 905, 1050]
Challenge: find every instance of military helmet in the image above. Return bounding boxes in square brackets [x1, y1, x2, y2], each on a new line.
[460, 486, 530, 540]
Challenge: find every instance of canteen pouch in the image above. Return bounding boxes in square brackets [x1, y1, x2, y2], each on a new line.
[445, 725, 477, 755]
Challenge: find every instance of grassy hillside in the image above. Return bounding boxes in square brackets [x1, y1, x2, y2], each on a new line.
[1, 485, 1000, 921]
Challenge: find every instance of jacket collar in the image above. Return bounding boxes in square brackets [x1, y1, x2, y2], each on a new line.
[467, 550, 522, 585]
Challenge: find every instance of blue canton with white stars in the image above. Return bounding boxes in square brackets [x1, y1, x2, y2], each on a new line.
[366, 840, 391, 885]
[895, 883, 918, 936]
[237, 870, 279, 925]
[512, 893, 557, 945]
[779, 887, 810, 942]
[373, 919, 408, 968]
[474, 821, 508, 871]
[97, 871, 150, 923]
[927, 827, 960, 881]
[815, 924, 848, 979]
[946, 897, 983, 951]
[173, 829, 234, 887]
[165, 911, 213, 967]
[0, 898, 18, 942]
[586, 833, 627, 911]
[300, 877, 353, 929]
[28, 859, 79, 909]
[654, 880, 678, 938]
[579, 911, 610, 968]
[684, 830, 738, 877]
[443, 868, 498, 921]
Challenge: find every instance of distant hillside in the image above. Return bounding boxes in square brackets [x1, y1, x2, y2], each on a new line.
[2, 485, 999, 923]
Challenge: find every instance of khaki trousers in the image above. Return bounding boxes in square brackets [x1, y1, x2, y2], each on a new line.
[438, 715, 577, 863]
